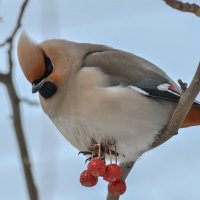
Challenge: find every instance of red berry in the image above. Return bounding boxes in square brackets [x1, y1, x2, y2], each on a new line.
[87, 158, 106, 177]
[103, 164, 122, 182]
[108, 180, 126, 196]
[80, 170, 98, 187]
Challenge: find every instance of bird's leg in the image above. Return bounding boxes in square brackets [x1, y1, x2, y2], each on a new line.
[88, 143, 106, 159]
[106, 139, 119, 164]
[79, 143, 105, 163]
[78, 142, 102, 157]
[106, 139, 119, 160]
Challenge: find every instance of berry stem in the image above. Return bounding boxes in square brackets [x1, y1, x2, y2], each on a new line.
[115, 144, 117, 164]
[98, 143, 101, 159]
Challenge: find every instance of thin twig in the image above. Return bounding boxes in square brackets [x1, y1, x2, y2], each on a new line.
[21, 98, 39, 106]
[0, 73, 9, 83]
[163, 0, 200, 17]
[106, 162, 135, 200]
[0, 0, 29, 47]
[6, 77, 38, 200]
[0, 0, 38, 199]
[178, 79, 187, 92]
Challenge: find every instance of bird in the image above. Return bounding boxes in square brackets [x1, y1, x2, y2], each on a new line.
[17, 33, 200, 162]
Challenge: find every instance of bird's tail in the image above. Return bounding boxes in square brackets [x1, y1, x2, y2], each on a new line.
[181, 104, 200, 128]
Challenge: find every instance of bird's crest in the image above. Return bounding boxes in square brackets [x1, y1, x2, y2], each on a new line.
[17, 32, 46, 83]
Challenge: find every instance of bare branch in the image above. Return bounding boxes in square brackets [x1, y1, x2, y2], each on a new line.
[106, 2, 200, 199]
[21, 97, 39, 106]
[0, 73, 9, 83]
[0, 40, 7, 47]
[163, 0, 200, 17]
[107, 62, 200, 200]
[178, 79, 187, 92]
[0, 0, 29, 47]
[152, 62, 200, 148]
[0, 0, 38, 199]
[6, 78, 38, 200]
[106, 162, 135, 200]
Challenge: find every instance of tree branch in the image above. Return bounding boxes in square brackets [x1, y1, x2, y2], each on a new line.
[151, 62, 200, 149]
[20, 97, 39, 106]
[107, 62, 200, 200]
[163, 0, 200, 17]
[106, 162, 135, 200]
[106, 1, 200, 198]
[6, 77, 38, 200]
[0, 73, 9, 83]
[178, 79, 187, 92]
[0, 0, 38, 199]
[0, 0, 29, 47]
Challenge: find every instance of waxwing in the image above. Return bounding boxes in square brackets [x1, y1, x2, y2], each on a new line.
[18, 33, 200, 162]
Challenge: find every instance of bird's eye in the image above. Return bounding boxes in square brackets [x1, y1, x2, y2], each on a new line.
[32, 55, 53, 85]
[44, 55, 53, 78]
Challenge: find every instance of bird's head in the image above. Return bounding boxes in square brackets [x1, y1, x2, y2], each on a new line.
[17, 33, 74, 99]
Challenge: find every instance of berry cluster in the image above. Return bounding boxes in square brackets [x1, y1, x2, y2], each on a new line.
[80, 158, 126, 196]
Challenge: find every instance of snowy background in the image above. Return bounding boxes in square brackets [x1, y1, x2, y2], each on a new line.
[0, 0, 200, 199]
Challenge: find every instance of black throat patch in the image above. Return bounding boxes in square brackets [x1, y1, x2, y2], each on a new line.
[39, 81, 57, 99]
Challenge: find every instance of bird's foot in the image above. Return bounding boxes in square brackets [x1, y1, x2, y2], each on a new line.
[78, 151, 92, 156]
[84, 154, 98, 163]
[79, 140, 120, 163]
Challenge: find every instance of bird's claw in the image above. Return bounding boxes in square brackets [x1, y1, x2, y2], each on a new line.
[79, 140, 119, 163]
[78, 151, 92, 156]
[85, 154, 98, 163]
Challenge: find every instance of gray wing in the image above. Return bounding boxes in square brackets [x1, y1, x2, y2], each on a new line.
[83, 48, 182, 102]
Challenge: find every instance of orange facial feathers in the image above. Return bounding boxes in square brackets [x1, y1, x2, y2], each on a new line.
[17, 33, 46, 83]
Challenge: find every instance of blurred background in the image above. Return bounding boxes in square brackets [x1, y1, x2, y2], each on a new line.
[0, 0, 200, 199]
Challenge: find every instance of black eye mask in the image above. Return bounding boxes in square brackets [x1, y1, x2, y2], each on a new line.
[32, 55, 57, 99]
[32, 55, 53, 85]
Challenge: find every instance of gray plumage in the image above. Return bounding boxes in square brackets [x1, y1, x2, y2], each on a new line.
[18, 35, 181, 162]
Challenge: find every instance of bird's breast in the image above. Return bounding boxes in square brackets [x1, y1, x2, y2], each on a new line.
[40, 67, 175, 161]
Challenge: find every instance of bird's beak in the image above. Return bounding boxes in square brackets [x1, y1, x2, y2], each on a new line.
[32, 78, 47, 93]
